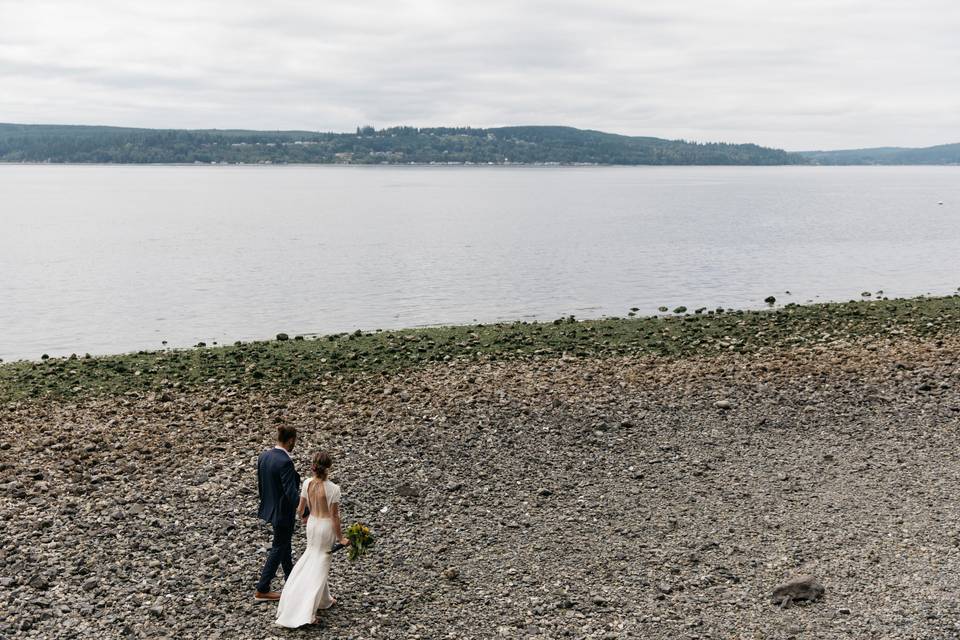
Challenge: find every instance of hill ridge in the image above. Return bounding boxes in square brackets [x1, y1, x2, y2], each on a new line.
[799, 142, 960, 165]
[0, 123, 803, 165]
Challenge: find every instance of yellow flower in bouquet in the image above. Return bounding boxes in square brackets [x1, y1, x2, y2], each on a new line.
[344, 522, 375, 561]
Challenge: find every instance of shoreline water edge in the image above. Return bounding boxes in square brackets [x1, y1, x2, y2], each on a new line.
[3, 295, 960, 403]
[4, 295, 960, 637]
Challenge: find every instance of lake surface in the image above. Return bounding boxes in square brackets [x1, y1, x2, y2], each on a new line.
[1, 165, 959, 361]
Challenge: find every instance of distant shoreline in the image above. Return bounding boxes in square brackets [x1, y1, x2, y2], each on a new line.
[3, 162, 959, 167]
[3, 122, 959, 165]
[0, 123, 805, 165]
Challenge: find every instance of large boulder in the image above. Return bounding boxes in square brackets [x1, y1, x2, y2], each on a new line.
[771, 575, 824, 608]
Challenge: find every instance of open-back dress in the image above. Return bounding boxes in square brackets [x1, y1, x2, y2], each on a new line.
[275, 477, 342, 628]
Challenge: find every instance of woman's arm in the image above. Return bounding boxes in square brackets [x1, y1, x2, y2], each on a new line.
[296, 496, 308, 521]
[331, 503, 346, 544]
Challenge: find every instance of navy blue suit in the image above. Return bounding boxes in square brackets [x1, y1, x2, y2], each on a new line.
[256, 447, 301, 593]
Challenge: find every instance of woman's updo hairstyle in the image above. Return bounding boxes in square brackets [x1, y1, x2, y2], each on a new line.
[312, 451, 333, 479]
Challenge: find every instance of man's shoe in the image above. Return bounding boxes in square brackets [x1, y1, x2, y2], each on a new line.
[254, 591, 281, 602]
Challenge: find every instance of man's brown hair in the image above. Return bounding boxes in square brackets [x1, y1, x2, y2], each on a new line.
[277, 424, 297, 444]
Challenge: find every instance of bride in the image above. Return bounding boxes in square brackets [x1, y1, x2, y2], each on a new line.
[276, 451, 347, 628]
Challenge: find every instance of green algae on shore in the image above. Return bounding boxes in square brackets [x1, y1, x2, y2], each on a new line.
[2, 295, 960, 404]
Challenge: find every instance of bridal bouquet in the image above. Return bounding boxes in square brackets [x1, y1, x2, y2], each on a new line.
[344, 522, 375, 561]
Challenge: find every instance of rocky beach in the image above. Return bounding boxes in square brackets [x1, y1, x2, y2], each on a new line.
[4, 297, 960, 639]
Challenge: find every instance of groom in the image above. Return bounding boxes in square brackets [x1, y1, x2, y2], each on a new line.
[254, 424, 301, 601]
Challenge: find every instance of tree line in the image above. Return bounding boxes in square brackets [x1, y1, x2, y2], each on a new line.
[0, 123, 805, 165]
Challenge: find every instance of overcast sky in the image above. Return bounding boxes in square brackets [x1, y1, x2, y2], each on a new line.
[1, 0, 958, 150]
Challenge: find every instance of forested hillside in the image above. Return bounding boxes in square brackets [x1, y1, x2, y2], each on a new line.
[799, 143, 960, 165]
[0, 123, 803, 165]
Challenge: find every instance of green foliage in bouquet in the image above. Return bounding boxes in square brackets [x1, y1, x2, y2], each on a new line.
[345, 522, 375, 561]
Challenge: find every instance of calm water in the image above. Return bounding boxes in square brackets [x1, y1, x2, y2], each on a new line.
[1, 165, 959, 361]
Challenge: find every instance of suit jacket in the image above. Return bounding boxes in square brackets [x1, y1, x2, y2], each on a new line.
[257, 448, 301, 526]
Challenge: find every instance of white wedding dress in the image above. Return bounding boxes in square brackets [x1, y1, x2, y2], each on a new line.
[275, 478, 342, 628]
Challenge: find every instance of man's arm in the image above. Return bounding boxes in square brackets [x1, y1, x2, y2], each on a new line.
[256, 452, 263, 502]
[279, 459, 300, 509]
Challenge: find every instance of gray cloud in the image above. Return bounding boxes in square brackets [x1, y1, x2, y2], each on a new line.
[0, 0, 958, 149]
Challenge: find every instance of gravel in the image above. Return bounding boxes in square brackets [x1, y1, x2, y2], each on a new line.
[3, 334, 960, 638]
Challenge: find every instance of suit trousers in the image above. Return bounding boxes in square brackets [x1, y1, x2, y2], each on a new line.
[256, 518, 294, 593]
